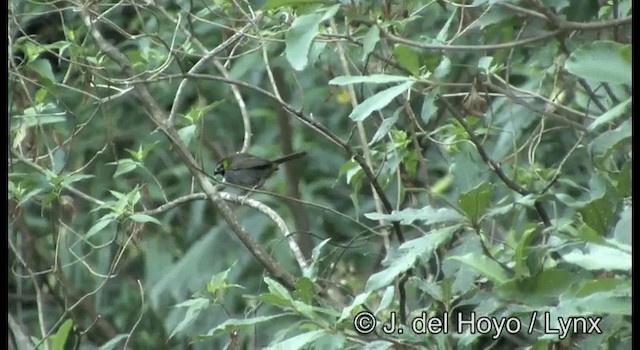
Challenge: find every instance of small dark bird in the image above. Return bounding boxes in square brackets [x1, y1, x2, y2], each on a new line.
[213, 151, 306, 189]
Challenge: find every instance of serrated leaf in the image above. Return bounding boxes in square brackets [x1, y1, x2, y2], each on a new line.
[28, 59, 56, 84]
[556, 291, 631, 316]
[376, 286, 395, 314]
[393, 45, 420, 76]
[348, 81, 414, 121]
[177, 124, 197, 146]
[366, 226, 457, 292]
[362, 25, 380, 61]
[365, 253, 416, 293]
[85, 219, 113, 239]
[613, 206, 631, 245]
[61, 174, 94, 187]
[98, 334, 128, 350]
[420, 91, 438, 125]
[589, 119, 631, 158]
[565, 41, 631, 84]
[265, 330, 327, 350]
[328, 74, 411, 86]
[293, 277, 315, 305]
[514, 225, 538, 278]
[616, 161, 631, 197]
[110, 159, 138, 177]
[588, 98, 631, 131]
[265, 277, 293, 302]
[496, 269, 580, 306]
[203, 314, 288, 338]
[364, 206, 464, 225]
[169, 298, 210, 339]
[262, 0, 326, 10]
[477, 56, 494, 73]
[362, 341, 394, 350]
[562, 244, 631, 271]
[129, 213, 161, 225]
[284, 5, 339, 70]
[434, 56, 451, 78]
[370, 110, 399, 145]
[457, 182, 492, 224]
[578, 196, 616, 236]
[52, 319, 73, 350]
[338, 292, 370, 322]
[449, 253, 510, 284]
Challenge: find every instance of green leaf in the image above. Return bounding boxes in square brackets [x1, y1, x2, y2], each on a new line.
[434, 56, 451, 78]
[477, 56, 494, 73]
[589, 119, 631, 159]
[365, 252, 416, 293]
[129, 213, 161, 225]
[370, 109, 399, 145]
[572, 278, 630, 298]
[265, 277, 293, 302]
[348, 81, 414, 121]
[362, 26, 380, 61]
[365, 226, 457, 292]
[420, 90, 438, 125]
[587, 97, 631, 131]
[265, 330, 328, 350]
[262, 0, 327, 10]
[13, 106, 66, 128]
[98, 335, 129, 350]
[202, 314, 289, 338]
[305, 238, 331, 278]
[183, 100, 223, 123]
[328, 74, 411, 86]
[169, 298, 210, 339]
[578, 196, 616, 236]
[556, 291, 631, 316]
[52, 319, 73, 350]
[28, 59, 56, 85]
[110, 159, 138, 177]
[338, 292, 370, 322]
[293, 277, 315, 305]
[562, 244, 631, 271]
[449, 253, 510, 284]
[177, 124, 197, 146]
[364, 206, 465, 225]
[457, 182, 492, 224]
[436, 10, 456, 42]
[393, 45, 420, 76]
[286, 13, 322, 70]
[564, 41, 632, 84]
[497, 269, 580, 306]
[61, 174, 94, 187]
[284, 5, 338, 70]
[376, 286, 395, 314]
[613, 206, 631, 245]
[413, 278, 444, 302]
[514, 225, 538, 278]
[616, 161, 631, 197]
[362, 341, 394, 350]
[85, 218, 113, 239]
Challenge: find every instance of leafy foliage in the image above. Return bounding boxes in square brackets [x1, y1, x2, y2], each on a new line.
[9, 0, 631, 349]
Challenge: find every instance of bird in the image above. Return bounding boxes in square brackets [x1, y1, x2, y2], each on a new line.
[213, 151, 306, 189]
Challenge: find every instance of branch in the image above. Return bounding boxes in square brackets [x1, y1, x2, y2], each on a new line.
[378, 16, 631, 51]
[132, 72, 408, 248]
[81, 7, 297, 290]
[440, 97, 552, 228]
[167, 17, 258, 125]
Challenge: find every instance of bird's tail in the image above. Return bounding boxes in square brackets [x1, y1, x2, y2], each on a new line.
[272, 151, 307, 164]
